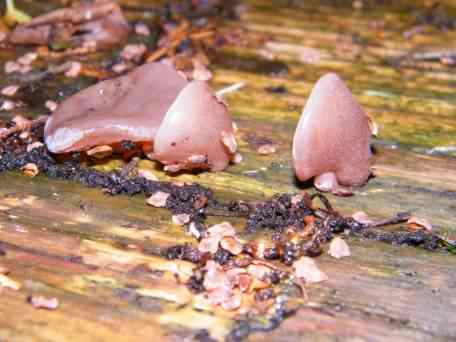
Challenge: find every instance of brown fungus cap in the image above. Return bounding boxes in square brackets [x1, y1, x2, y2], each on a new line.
[153, 81, 237, 172]
[292, 73, 372, 189]
[8, 1, 129, 49]
[44, 62, 188, 153]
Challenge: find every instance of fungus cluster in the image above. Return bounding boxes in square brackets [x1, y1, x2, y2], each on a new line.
[44, 62, 239, 171]
[44, 63, 372, 188]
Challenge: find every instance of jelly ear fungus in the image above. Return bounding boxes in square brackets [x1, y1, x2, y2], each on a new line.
[292, 73, 372, 195]
[153, 81, 238, 172]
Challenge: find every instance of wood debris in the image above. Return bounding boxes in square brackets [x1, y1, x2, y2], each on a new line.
[1, 85, 20, 97]
[293, 257, 328, 284]
[21, 163, 39, 177]
[0, 274, 21, 290]
[146, 191, 170, 208]
[407, 217, 433, 232]
[328, 237, 351, 259]
[27, 295, 59, 310]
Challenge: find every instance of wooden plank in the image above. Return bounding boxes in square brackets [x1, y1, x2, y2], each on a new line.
[0, 0, 455, 341]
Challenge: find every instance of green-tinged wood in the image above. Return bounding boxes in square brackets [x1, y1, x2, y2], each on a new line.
[1, 0, 456, 341]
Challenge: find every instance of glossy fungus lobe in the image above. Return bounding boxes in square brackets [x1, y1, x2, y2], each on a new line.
[44, 62, 188, 153]
[292, 73, 372, 191]
[153, 81, 237, 172]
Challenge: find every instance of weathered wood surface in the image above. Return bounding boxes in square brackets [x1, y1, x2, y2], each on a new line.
[1, 0, 456, 341]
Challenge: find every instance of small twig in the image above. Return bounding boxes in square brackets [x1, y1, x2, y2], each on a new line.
[216, 82, 246, 98]
[409, 50, 456, 61]
[37, 46, 97, 60]
[120, 157, 140, 178]
[146, 21, 191, 63]
[391, 50, 456, 65]
[364, 211, 411, 228]
[9, 62, 73, 84]
[205, 210, 248, 218]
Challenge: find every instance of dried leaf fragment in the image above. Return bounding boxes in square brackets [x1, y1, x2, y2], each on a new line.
[220, 236, 243, 255]
[1, 85, 20, 97]
[146, 191, 170, 208]
[188, 222, 201, 239]
[112, 63, 129, 74]
[203, 260, 230, 290]
[172, 213, 191, 226]
[293, 257, 328, 284]
[198, 235, 220, 254]
[221, 130, 238, 154]
[27, 295, 59, 310]
[232, 152, 243, 164]
[4, 61, 21, 74]
[208, 222, 236, 238]
[1, 100, 16, 111]
[134, 22, 150, 36]
[407, 217, 432, 232]
[86, 145, 113, 159]
[367, 115, 379, 136]
[192, 60, 212, 81]
[121, 44, 147, 62]
[138, 169, 159, 181]
[45, 100, 58, 112]
[0, 274, 21, 290]
[199, 222, 238, 254]
[21, 163, 39, 177]
[247, 264, 272, 281]
[65, 61, 82, 78]
[17, 52, 37, 65]
[257, 144, 277, 155]
[188, 154, 207, 164]
[220, 292, 242, 311]
[328, 237, 351, 259]
[352, 211, 374, 225]
[12, 115, 32, 130]
[26, 142, 44, 152]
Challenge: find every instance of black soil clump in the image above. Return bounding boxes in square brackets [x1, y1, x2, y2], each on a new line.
[265, 85, 288, 94]
[226, 296, 298, 342]
[0, 123, 215, 217]
[1, 126, 448, 257]
[360, 229, 441, 250]
[243, 194, 313, 232]
[163, 244, 202, 263]
[186, 269, 206, 294]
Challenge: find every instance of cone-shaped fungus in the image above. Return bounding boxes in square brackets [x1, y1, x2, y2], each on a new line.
[8, 0, 129, 49]
[153, 81, 237, 172]
[292, 73, 372, 195]
[44, 63, 188, 154]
